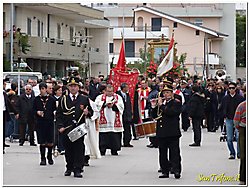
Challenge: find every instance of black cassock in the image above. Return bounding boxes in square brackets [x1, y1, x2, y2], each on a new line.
[56, 94, 93, 172]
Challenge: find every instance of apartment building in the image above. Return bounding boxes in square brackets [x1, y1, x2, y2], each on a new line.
[93, 3, 236, 80]
[3, 3, 110, 78]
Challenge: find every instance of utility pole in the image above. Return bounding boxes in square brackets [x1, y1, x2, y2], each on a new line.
[10, 3, 14, 72]
[144, 23, 147, 75]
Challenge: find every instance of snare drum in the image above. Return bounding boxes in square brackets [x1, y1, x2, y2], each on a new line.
[67, 123, 88, 142]
[135, 121, 157, 138]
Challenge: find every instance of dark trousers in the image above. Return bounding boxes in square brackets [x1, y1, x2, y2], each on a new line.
[206, 112, 215, 131]
[3, 111, 7, 148]
[239, 127, 246, 182]
[19, 120, 35, 143]
[123, 121, 132, 145]
[149, 136, 158, 147]
[63, 134, 85, 171]
[192, 118, 202, 144]
[99, 132, 122, 154]
[182, 112, 190, 131]
[158, 137, 181, 174]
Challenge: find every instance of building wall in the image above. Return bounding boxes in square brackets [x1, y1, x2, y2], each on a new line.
[118, 17, 133, 27]
[219, 3, 236, 80]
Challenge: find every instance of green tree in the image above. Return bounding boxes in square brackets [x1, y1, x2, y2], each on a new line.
[236, 13, 246, 67]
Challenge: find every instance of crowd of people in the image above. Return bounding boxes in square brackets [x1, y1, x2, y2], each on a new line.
[2, 72, 246, 184]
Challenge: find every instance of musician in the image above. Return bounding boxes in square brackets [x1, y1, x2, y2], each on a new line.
[56, 77, 93, 178]
[151, 85, 182, 179]
[95, 84, 124, 156]
[33, 82, 56, 166]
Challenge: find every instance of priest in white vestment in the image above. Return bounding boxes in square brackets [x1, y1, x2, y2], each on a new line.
[95, 84, 124, 156]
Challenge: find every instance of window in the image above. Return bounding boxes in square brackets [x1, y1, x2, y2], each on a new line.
[151, 18, 162, 31]
[37, 20, 40, 36]
[194, 18, 203, 26]
[109, 43, 114, 53]
[41, 22, 43, 37]
[125, 41, 135, 57]
[196, 30, 200, 36]
[27, 18, 32, 35]
[3, 12, 6, 30]
[57, 23, 61, 39]
[137, 17, 143, 31]
[173, 22, 178, 28]
[70, 26, 74, 41]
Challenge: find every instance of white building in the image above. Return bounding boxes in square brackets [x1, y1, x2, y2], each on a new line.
[3, 3, 110, 77]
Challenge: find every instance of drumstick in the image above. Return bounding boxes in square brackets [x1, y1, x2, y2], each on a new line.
[64, 125, 72, 130]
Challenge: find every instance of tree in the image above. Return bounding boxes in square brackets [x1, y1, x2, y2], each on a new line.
[236, 13, 246, 67]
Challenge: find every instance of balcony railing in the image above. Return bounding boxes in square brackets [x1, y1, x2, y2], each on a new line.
[113, 26, 169, 39]
[21, 36, 88, 61]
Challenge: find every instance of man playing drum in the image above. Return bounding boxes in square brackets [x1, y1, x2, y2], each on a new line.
[56, 76, 93, 178]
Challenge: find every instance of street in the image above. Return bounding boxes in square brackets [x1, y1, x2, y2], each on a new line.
[3, 128, 240, 186]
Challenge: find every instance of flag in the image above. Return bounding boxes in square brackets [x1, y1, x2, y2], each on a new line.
[115, 39, 126, 72]
[157, 37, 174, 77]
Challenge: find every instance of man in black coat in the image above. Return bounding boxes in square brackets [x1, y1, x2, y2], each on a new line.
[151, 85, 182, 179]
[89, 77, 101, 101]
[188, 85, 206, 147]
[56, 76, 93, 178]
[116, 83, 133, 147]
[3, 79, 18, 153]
[15, 84, 36, 146]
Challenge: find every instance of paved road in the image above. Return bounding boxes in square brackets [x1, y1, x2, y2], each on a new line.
[3, 129, 240, 186]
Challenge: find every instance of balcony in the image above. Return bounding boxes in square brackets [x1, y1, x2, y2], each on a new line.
[113, 26, 169, 39]
[4, 36, 89, 61]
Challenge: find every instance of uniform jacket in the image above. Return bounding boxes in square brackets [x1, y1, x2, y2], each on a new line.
[188, 93, 205, 119]
[33, 95, 56, 121]
[56, 94, 93, 134]
[151, 99, 182, 138]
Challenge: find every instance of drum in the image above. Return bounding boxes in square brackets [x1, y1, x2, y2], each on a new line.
[67, 123, 88, 142]
[135, 121, 157, 138]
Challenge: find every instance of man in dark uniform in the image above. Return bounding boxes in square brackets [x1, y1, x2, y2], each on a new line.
[151, 84, 182, 179]
[56, 77, 93, 178]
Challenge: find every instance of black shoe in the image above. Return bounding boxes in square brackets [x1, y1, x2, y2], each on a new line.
[74, 171, 83, 178]
[3, 150, 5, 154]
[174, 172, 181, 179]
[40, 159, 46, 166]
[123, 144, 134, 147]
[100, 152, 105, 156]
[159, 173, 169, 178]
[146, 144, 154, 148]
[189, 143, 200, 147]
[158, 168, 162, 173]
[84, 162, 89, 166]
[19, 143, 24, 146]
[111, 151, 118, 156]
[30, 143, 37, 146]
[4, 144, 10, 147]
[228, 155, 235, 159]
[133, 138, 139, 140]
[47, 159, 54, 165]
[64, 170, 72, 176]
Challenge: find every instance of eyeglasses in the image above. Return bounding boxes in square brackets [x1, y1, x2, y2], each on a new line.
[26, 89, 32, 91]
[229, 87, 236, 90]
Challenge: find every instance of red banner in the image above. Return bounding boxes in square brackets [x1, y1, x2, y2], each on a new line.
[112, 69, 139, 106]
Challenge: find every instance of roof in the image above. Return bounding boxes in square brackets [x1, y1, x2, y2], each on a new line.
[134, 6, 228, 38]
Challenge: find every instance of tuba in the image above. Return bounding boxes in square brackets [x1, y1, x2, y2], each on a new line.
[215, 69, 226, 80]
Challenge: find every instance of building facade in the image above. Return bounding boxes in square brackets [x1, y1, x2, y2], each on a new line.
[3, 3, 110, 78]
[93, 3, 236, 80]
